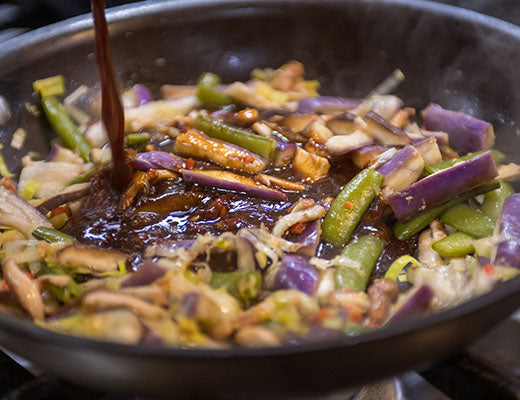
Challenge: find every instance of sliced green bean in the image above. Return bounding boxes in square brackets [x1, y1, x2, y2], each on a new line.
[196, 72, 234, 106]
[32, 227, 74, 243]
[393, 180, 500, 240]
[334, 234, 385, 291]
[210, 271, 262, 304]
[440, 203, 495, 238]
[322, 169, 384, 248]
[194, 116, 275, 160]
[423, 149, 505, 176]
[41, 96, 91, 162]
[432, 232, 475, 257]
[481, 181, 515, 221]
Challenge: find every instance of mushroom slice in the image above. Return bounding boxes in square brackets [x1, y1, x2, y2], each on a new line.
[82, 291, 166, 319]
[326, 112, 359, 135]
[280, 113, 321, 134]
[2, 258, 44, 320]
[57, 245, 128, 273]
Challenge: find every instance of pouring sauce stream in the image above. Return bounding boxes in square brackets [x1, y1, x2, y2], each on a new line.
[91, 0, 131, 189]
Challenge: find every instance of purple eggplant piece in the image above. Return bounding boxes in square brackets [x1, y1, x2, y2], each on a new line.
[36, 186, 90, 214]
[180, 292, 200, 317]
[294, 220, 321, 257]
[377, 145, 424, 194]
[133, 157, 158, 171]
[0, 185, 51, 237]
[364, 111, 411, 146]
[494, 194, 520, 268]
[134, 84, 153, 106]
[273, 140, 297, 168]
[135, 151, 185, 172]
[378, 145, 419, 177]
[386, 284, 433, 325]
[422, 103, 495, 153]
[121, 260, 167, 288]
[297, 96, 361, 114]
[351, 146, 388, 168]
[412, 137, 442, 166]
[181, 169, 286, 200]
[388, 151, 498, 220]
[274, 254, 318, 295]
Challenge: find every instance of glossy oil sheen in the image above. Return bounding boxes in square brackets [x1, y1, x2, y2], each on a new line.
[0, 1, 519, 397]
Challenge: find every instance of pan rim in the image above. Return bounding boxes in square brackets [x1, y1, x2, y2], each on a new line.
[0, 0, 519, 360]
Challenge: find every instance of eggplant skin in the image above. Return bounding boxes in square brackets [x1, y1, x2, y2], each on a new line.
[422, 103, 495, 153]
[388, 151, 498, 220]
[494, 194, 520, 269]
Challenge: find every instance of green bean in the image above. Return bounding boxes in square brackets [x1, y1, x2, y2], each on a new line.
[194, 116, 275, 160]
[40, 263, 79, 303]
[41, 96, 91, 162]
[432, 232, 475, 257]
[32, 227, 74, 243]
[334, 234, 385, 291]
[322, 169, 384, 248]
[481, 180, 515, 221]
[423, 149, 505, 176]
[440, 203, 495, 238]
[196, 72, 234, 106]
[393, 180, 500, 240]
[210, 271, 262, 304]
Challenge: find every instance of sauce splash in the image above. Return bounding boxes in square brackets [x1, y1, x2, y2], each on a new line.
[91, 0, 131, 189]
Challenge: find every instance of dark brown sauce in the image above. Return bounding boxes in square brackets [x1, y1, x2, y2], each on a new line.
[69, 9, 417, 276]
[92, 0, 131, 189]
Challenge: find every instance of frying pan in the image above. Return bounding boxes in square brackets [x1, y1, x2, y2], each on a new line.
[0, 0, 519, 397]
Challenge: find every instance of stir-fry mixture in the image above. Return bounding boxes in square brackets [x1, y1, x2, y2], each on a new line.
[0, 61, 519, 348]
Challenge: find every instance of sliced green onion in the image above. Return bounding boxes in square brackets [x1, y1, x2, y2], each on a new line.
[0, 144, 14, 178]
[385, 255, 421, 281]
[126, 132, 150, 146]
[18, 180, 39, 200]
[33, 75, 65, 97]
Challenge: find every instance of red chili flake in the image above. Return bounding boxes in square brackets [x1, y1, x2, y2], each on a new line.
[289, 221, 307, 235]
[344, 201, 354, 209]
[185, 157, 195, 170]
[244, 155, 255, 163]
[1, 177, 16, 193]
[484, 264, 495, 275]
[49, 205, 69, 218]
[1, 282, 8, 291]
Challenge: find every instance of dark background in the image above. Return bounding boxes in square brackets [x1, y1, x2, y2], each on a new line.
[1, 0, 520, 32]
